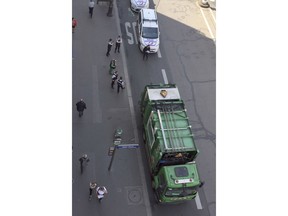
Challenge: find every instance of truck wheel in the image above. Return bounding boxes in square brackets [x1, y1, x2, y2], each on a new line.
[142, 130, 146, 143]
[154, 191, 161, 204]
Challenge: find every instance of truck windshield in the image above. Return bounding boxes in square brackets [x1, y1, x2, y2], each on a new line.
[165, 187, 197, 197]
[142, 27, 158, 39]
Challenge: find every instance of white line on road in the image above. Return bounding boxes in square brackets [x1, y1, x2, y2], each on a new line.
[114, 2, 152, 216]
[195, 193, 203, 209]
[132, 22, 138, 44]
[157, 48, 162, 58]
[161, 69, 168, 84]
[209, 8, 216, 23]
[199, 7, 215, 39]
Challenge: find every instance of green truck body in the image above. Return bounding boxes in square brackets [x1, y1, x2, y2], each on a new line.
[140, 84, 203, 203]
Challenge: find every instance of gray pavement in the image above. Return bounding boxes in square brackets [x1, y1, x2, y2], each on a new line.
[73, 0, 216, 216]
[72, 1, 150, 216]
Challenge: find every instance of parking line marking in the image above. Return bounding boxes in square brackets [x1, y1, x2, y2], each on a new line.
[157, 48, 162, 58]
[195, 193, 203, 209]
[209, 8, 216, 23]
[200, 7, 215, 39]
[161, 69, 168, 84]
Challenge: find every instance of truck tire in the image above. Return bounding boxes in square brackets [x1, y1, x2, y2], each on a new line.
[142, 129, 146, 143]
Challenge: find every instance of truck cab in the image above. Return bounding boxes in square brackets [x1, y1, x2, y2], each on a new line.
[153, 163, 202, 203]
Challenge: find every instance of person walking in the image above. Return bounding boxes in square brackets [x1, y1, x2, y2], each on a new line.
[89, 182, 97, 200]
[143, 45, 150, 60]
[106, 39, 113, 57]
[72, 17, 77, 33]
[114, 35, 122, 53]
[109, 59, 116, 74]
[76, 99, 87, 117]
[117, 77, 125, 93]
[96, 186, 108, 203]
[79, 154, 90, 174]
[89, 0, 95, 18]
[111, 71, 118, 89]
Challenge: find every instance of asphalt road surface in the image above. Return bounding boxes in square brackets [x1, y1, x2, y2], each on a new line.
[73, 0, 215, 216]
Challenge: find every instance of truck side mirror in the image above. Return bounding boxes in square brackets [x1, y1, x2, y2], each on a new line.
[199, 181, 205, 188]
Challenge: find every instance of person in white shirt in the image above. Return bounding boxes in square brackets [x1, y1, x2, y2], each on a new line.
[106, 38, 113, 56]
[89, 0, 95, 18]
[115, 35, 122, 53]
[96, 186, 108, 203]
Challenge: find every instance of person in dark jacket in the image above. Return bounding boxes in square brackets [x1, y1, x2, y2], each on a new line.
[89, 182, 97, 200]
[143, 45, 150, 60]
[111, 71, 118, 89]
[76, 99, 87, 117]
[106, 38, 113, 57]
[117, 77, 125, 93]
[79, 154, 90, 174]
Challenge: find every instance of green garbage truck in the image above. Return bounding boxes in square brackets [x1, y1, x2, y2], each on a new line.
[140, 84, 204, 203]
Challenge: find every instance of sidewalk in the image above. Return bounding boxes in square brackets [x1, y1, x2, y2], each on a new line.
[72, 2, 150, 216]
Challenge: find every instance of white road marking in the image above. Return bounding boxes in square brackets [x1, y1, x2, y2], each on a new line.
[157, 48, 162, 58]
[195, 193, 203, 209]
[125, 22, 134, 45]
[199, 7, 215, 39]
[114, 4, 152, 216]
[161, 69, 168, 84]
[132, 22, 138, 44]
[209, 8, 216, 23]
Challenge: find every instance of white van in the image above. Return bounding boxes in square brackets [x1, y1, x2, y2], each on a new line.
[130, 0, 149, 12]
[137, 8, 160, 53]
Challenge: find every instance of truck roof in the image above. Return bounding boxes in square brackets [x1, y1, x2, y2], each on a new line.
[142, 84, 199, 162]
[153, 106, 197, 152]
[145, 85, 197, 152]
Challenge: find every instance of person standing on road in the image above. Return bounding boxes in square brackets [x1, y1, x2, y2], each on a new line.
[117, 77, 125, 93]
[96, 186, 108, 203]
[79, 154, 90, 174]
[109, 59, 116, 74]
[111, 71, 118, 89]
[143, 45, 150, 60]
[106, 38, 113, 57]
[114, 35, 122, 53]
[76, 99, 87, 117]
[72, 17, 77, 33]
[89, 0, 95, 18]
[89, 182, 97, 200]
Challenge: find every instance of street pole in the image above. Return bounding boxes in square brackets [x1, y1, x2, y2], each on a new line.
[108, 146, 116, 171]
[108, 128, 123, 171]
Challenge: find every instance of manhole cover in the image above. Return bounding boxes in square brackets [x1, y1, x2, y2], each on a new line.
[126, 186, 143, 205]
